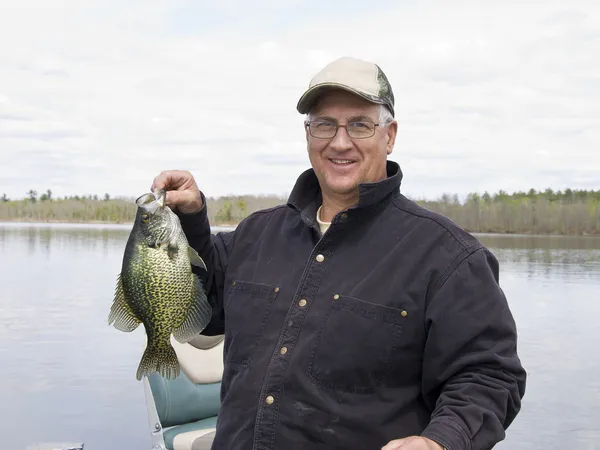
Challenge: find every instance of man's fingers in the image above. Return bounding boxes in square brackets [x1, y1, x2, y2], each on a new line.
[165, 190, 204, 214]
[381, 438, 408, 450]
[151, 170, 194, 192]
[148, 170, 203, 214]
[382, 436, 428, 450]
[382, 437, 443, 450]
[163, 190, 188, 208]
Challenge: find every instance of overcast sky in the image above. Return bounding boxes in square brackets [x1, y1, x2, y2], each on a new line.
[1, 0, 598, 201]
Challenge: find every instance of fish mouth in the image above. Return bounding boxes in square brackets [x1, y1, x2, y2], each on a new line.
[135, 189, 166, 212]
[153, 188, 166, 207]
[135, 193, 155, 207]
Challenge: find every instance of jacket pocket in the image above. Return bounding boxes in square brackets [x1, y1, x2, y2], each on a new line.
[307, 294, 406, 394]
[223, 280, 279, 368]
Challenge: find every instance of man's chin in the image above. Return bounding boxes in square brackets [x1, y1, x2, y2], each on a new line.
[323, 180, 359, 197]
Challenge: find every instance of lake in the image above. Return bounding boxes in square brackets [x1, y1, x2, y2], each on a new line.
[1, 223, 599, 450]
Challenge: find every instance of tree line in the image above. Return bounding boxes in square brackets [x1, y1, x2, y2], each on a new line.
[420, 188, 600, 235]
[0, 190, 284, 226]
[1, 187, 599, 235]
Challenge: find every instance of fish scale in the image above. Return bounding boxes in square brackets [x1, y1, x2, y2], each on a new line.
[108, 189, 212, 380]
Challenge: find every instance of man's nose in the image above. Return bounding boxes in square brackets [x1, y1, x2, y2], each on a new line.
[329, 125, 353, 150]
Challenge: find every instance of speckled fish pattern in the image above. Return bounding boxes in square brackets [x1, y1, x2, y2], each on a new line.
[108, 191, 211, 380]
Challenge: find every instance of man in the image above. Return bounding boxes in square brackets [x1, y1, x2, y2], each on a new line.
[152, 56, 526, 450]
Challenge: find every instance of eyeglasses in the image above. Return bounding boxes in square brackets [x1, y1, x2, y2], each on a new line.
[306, 120, 387, 139]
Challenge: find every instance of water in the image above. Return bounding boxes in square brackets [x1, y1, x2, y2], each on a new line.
[1, 223, 599, 450]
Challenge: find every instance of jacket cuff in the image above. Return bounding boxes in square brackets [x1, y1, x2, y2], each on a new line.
[421, 419, 470, 450]
[176, 192, 210, 237]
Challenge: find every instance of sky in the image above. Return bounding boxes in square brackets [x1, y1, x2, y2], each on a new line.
[0, 0, 599, 201]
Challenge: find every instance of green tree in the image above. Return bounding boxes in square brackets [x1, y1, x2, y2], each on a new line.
[40, 189, 52, 202]
[237, 198, 247, 217]
[215, 201, 234, 223]
[27, 189, 38, 203]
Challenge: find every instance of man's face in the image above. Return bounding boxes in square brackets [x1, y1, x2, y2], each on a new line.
[305, 89, 397, 199]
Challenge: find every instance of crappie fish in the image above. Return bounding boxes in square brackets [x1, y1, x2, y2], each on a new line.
[108, 189, 212, 380]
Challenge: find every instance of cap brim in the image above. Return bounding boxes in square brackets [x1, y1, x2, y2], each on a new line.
[296, 83, 392, 116]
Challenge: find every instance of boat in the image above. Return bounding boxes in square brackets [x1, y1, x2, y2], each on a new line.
[25, 444, 84, 450]
[142, 333, 224, 450]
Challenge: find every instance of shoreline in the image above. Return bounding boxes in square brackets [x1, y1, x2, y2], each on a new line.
[0, 218, 240, 227]
[1, 218, 599, 237]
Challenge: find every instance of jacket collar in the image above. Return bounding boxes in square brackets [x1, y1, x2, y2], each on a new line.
[287, 160, 403, 223]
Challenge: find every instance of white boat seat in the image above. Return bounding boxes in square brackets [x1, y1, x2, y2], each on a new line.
[173, 428, 217, 450]
[188, 334, 224, 350]
[170, 334, 224, 384]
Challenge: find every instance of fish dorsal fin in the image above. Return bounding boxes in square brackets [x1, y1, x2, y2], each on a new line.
[172, 274, 212, 343]
[188, 246, 207, 270]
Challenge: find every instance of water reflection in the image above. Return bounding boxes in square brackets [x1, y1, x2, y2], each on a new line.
[0, 223, 132, 257]
[0, 222, 236, 257]
[477, 233, 600, 284]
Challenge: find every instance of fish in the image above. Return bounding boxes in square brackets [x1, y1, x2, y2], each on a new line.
[108, 188, 212, 380]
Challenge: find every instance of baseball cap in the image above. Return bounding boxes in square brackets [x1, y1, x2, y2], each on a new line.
[296, 56, 395, 117]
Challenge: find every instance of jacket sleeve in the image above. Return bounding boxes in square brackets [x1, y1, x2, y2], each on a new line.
[177, 192, 235, 336]
[420, 247, 527, 450]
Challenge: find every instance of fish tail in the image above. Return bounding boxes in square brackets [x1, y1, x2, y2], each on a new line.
[136, 340, 180, 381]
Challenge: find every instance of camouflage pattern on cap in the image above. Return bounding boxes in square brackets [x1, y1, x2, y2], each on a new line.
[296, 57, 395, 117]
[375, 65, 395, 113]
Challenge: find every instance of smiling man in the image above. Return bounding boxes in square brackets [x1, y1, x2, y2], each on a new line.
[303, 87, 396, 223]
[152, 56, 526, 450]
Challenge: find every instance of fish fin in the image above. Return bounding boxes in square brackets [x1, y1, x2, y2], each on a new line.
[167, 243, 179, 260]
[136, 341, 180, 381]
[108, 273, 141, 332]
[187, 246, 207, 270]
[172, 274, 212, 343]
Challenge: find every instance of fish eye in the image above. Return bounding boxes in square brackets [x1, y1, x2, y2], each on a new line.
[141, 214, 149, 223]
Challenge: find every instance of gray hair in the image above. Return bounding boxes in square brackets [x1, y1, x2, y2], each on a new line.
[378, 104, 394, 124]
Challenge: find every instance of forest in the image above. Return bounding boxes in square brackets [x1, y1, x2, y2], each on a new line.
[1, 188, 599, 235]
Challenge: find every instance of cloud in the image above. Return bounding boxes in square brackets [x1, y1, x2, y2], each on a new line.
[0, 0, 598, 202]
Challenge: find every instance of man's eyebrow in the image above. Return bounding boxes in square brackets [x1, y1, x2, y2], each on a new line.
[310, 115, 336, 122]
[348, 115, 374, 122]
[310, 115, 374, 122]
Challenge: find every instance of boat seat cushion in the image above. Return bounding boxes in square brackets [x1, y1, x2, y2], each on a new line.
[170, 335, 224, 384]
[166, 417, 217, 450]
[148, 371, 221, 428]
[190, 430, 217, 450]
[173, 428, 217, 450]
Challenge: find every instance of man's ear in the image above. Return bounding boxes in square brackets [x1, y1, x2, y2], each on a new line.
[386, 120, 398, 155]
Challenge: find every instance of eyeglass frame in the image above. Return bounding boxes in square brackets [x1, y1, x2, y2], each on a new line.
[304, 118, 391, 139]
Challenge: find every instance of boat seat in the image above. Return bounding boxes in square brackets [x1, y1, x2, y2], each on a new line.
[144, 333, 224, 450]
[174, 429, 217, 450]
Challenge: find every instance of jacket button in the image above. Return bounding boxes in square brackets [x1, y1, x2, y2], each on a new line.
[340, 213, 348, 221]
[299, 299, 307, 307]
[333, 294, 340, 300]
[280, 347, 288, 355]
[274, 287, 280, 293]
[401, 310, 408, 317]
[316, 254, 325, 262]
[266, 395, 274, 405]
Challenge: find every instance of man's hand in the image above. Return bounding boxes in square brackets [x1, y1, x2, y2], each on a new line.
[151, 170, 204, 214]
[381, 436, 445, 450]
